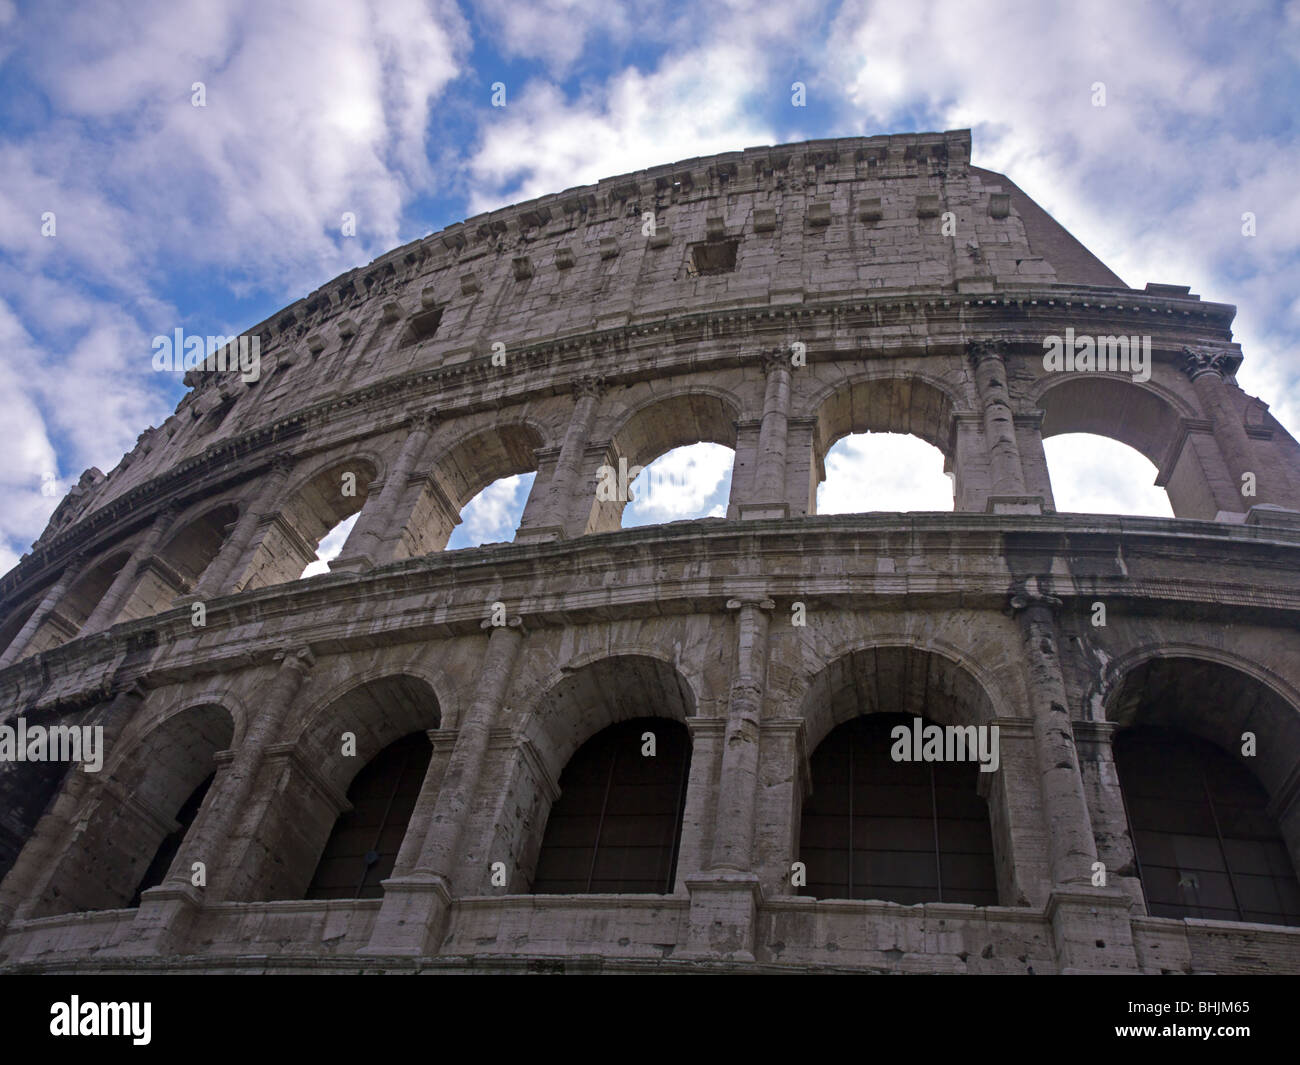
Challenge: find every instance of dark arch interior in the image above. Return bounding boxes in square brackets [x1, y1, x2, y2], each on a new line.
[130, 772, 215, 905]
[799, 713, 997, 904]
[305, 730, 434, 900]
[1115, 727, 1300, 926]
[532, 717, 690, 895]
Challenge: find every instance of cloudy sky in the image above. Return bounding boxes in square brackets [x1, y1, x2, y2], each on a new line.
[3, 0, 1298, 575]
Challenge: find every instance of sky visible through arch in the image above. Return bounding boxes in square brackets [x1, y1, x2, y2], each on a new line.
[1, 0, 1295, 569]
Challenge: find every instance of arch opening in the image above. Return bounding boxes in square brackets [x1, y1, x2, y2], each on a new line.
[532, 717, 690, 895]
[409, 424, 542, 555]
[587, 393, 738, 534]
[305, 731, 434, 900]
[620, 442, 733, 528]
[799, 712, 998, 904]
[32, 702, 234, 916]
[1107, 656, 1300, 926]
[817, 432, 953, 514]
[810, 377, 956, 516]
[1043, 434, 1173, 517]
[798, 646, 1004, 906]
[240, 459, 375, 591]
[1116, 728, 1300, 925]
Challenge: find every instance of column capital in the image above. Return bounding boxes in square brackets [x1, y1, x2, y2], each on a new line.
[726, 597, 776, 612]
[760, 346, 795, 375]
[966, 337, 1009, 365]
[479, 614, 527, 634]
[274, 645, 316, 675]
[572, 374, 605, 400]
[1008, 577, 1062, 615]
[268, 452, 297, 477]
[1180, 345, 1237, 381]
[407, 410, 438, 434]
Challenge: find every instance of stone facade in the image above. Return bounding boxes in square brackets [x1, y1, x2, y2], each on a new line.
[1, 129, 1299, 974]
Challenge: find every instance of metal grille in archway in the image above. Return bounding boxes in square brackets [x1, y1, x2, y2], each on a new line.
[799, 713, 998, 904]
[1116, 728, 1300, 926]
[305, 731, 433, 900]
[532, 717, 690, 894]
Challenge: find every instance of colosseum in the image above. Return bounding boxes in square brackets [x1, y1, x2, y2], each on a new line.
[1, 128, 1298, 974]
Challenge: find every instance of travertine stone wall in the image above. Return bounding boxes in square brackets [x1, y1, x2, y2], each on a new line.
[2, 130, 1299, 973]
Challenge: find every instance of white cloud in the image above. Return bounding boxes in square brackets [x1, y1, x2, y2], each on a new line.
[1044, 435, 1173, 517]
[452, 473, 535, 547]
[625, 443, 733, 523]
[300, 512, 359, 578]
[817, 434, 953, 514]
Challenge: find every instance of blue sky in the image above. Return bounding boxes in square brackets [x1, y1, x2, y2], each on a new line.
[2, 0, 1298, 574]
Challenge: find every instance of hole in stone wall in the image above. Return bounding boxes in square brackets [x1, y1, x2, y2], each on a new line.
[817, 433, 953, 513]
[620, 443, 733, 528]
[686, 240, 739, 276]
[1043, 433, 1173, 517]
[401, 306, 443, 347]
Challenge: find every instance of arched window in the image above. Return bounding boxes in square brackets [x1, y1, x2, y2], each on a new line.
[446, 472, 536, 550]
[305, 731, 433, 900]
[800, 713, 997, 904]
[1043, 434, 1172, 517]
[532, 718, 690, 894]
[817, 432, 953, 513]
[130, 772, 214, 906]
[301, 513, 358, 577]
[621, 442, 733, 527]
[1115, 728, 1300, 926]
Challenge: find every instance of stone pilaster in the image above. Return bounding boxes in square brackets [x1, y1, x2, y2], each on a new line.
[116, 647, 315, 955]
[362, 616, 525, 956]
[740, 349, 792, 519]
[0, 553, 84, 668]
[518, 377, 604, 541]
[1009, 579, 1136, 972]
[82, 507, 177, 634]
[189, 455, 295, 598]
[1181, 346, 1266, 513]
[332, 412, 436, 571]
[682, 596, 773, 961]
[0, 681, 146, 931]
[968, 340, 1042, 513]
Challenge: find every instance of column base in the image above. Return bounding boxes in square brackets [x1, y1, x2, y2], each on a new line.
[985, 495, 1045, 515]
[676, 871, 763, 962]
[1045, 886, 1139, 973]
[328, 554, 376, 574]
[358, 873, 453, 957]
[108, 882, 205, 958]
[512, 525, 567, 544]
[738, 503, 789, 521]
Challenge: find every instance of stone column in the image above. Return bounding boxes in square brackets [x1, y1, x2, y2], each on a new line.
[968, 340, 1041, 513]
[742, 349, 792, 519]
[711, 597, 774, 870]
[683, 596, 773, 961]
[189, 455, 295, 599]
[0, 553, 84, 668]
[1181, 347, 1265, 512]
[0, 682, 146, 931]
[1009, 579, 1136, 972]
[118, 647, 315, 954]
[544, 377, 604, 538]
[82, 507, 177, 634]
[363, 616, 525, 956]
[332, 412, 435, 571]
